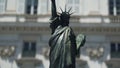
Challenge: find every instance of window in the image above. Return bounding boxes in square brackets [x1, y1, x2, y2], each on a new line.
[25, 0, 38, 15]
[0, 0, 6, 13]
[110, 42, 120, 58]
[67, 0, 80, 15]
[109, 0, 120, 15]
[17, 0, 49, 14]
[22, 41, 36, 57]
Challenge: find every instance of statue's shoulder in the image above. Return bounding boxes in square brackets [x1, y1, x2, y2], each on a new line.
[61, 26, 71, 31]
[55, 26, 72, 34]
[64, 26, 71, 30]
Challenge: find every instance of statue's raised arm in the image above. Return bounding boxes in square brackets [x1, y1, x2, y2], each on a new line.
[51, 0, 57, 19]
[50, 0, 60, 34]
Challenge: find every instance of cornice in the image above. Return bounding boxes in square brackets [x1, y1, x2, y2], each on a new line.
[0, 25, 120, 35]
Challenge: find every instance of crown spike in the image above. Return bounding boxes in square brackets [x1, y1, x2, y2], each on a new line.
[68, 7, 72, 13]
[70, 12, 74, 15]
[65, 4, 67, 12]
[60, 7, 63, 12]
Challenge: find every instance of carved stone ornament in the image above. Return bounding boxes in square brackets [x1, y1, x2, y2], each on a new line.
[86, 46, 104, 59]
[0, 46, 15, 57]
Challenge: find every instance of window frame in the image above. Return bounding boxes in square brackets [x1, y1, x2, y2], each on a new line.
[110, 42, 120, 58]
[22, 41, 36, 57]
[25, 0, 38, 15]
[109, 0, 120, 15]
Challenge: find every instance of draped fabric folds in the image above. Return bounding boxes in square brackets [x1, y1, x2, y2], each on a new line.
[49, 26, 77, 68]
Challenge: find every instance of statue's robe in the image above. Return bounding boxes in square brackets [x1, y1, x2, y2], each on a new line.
[49, 26, 77, 68]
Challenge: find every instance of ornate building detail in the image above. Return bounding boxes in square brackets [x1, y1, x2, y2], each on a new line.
[0, 46, 15, 57]
[86, 46, 104, 59]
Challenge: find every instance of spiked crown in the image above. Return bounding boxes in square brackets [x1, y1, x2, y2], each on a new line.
[59, 5, 73, 20]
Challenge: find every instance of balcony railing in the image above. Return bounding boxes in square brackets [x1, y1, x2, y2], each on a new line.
[22, 51, 36, 57]
[16, 58, 42, 67]
[0, 14, 120, 23]
[109, 16, 120, 23]
[111, 52, 120, 58]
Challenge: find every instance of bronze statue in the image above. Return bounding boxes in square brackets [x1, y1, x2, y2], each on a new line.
[49, 0, 86, 68]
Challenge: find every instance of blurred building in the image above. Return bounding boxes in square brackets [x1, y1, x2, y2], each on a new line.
[0, 0, 120, 68]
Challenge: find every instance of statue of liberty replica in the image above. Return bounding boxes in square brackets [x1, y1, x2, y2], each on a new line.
[49, 0, 86, 68]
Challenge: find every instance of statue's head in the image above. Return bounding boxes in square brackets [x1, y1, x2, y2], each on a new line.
[59, 7, 72, 26]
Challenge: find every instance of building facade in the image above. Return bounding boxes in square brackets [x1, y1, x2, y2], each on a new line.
[0, 0, 120, 68]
